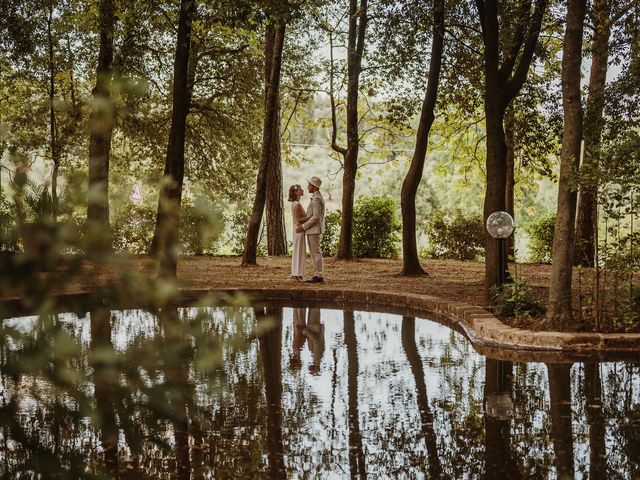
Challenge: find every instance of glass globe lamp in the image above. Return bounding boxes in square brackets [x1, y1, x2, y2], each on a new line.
[486, 211, 515, 239]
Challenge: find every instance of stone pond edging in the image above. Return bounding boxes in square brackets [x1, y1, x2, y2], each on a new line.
[2, 285, 638, 361]
[187, 287, 640, 361]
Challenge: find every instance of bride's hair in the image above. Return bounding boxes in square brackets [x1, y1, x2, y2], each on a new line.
[288, 185, 301, 202]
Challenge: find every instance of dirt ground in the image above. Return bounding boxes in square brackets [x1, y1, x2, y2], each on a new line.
[72, 255, 553, 309]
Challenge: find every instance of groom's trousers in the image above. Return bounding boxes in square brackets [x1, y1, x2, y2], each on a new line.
[306, 234, 324, 278]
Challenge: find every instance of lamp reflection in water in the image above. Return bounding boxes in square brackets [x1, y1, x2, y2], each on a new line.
[485, 392, 514, 420]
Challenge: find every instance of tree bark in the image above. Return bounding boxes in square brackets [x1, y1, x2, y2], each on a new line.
[505, 106, 516, 261]
[548, 0, 586, 327]
[475, 0, 547, 300]
[575, 0, 611, 267]
[47, 2, 60, 219]
[87, 0, 116, 254]
[400, 0, 444, 276]
[155, 0, 197, 278]
[149, 37, 200, 256]
[335, 0, 368, 260]
[547, 363, 575, 479]
[264, 25, 287, 256]
[242, 22, 286, 265]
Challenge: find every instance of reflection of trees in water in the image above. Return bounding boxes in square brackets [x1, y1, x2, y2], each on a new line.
[401, 316, 443, 478]
[600, 362, 640, 478]
[547, 363, 575, 479]
[257, 307, 285, 478]
[583, 362, 606, 479]
[483, 359, 524, 480]
[1, 307, 640, 478]
[90, 307, 118, 476]
[429, 327, 486, 479]
[344, 310, 366, 479]
[0, 306, 266, 478]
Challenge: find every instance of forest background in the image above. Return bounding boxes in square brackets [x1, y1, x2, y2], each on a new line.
[0, 0, 570, 259]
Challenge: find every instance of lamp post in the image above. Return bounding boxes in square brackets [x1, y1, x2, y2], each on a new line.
[486, 211, 515, 288]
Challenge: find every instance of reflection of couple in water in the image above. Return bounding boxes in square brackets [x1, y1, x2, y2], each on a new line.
[291, 308, 325, 374]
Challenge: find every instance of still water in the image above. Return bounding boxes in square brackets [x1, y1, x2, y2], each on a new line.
[1, 305, 639, 479]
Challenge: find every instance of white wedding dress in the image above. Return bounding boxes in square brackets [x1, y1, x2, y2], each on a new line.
[291, 200, 306, 278]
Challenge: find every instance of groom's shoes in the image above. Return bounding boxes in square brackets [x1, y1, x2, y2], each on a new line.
[305, 276, 324, 283]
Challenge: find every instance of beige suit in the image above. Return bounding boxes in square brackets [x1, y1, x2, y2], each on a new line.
[302, 191, 325, 277]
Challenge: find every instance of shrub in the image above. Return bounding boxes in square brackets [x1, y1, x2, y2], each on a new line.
[0, 198, 18, 251]
[180, 197, 225, 255]
[601, 231, 640, 271]
[492, 281, 546, 318]
[526, 214, 555, 263]
[422, 211, 484, 260]
[223, 207, 266, 256]
[321, 210, 341, 256]
[112, 197, 225, 255]
[353, 196, 401, 259]
[112, 203, 157, 254]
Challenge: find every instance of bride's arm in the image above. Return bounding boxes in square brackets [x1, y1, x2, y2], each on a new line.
[294, 203, 308, 223]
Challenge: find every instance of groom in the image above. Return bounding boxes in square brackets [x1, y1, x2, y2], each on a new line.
[296, 176, 325, 283]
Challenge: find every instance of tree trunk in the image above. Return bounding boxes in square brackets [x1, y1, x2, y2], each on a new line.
[242, 22, 286, 265]
[336, 0, 368, 260]
[47, 2, 60, 219]
[87, 0, 116, 254]
[155, 0, 197, 278]
[400, 0, 444, 276]
[264, 25, 287, 256]
[475, 0, 547, 300]
[483, 99, 508, 292]
[401, 317, 442, 477]
[149, 38, 200, 256]
[547, 363, 575, 479]
[575, 0, 611, 267]
[505, 106, 516, 261]
[548, 0, 586, 328]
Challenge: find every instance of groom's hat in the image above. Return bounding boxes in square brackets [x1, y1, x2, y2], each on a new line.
[307, 176, 322, 188]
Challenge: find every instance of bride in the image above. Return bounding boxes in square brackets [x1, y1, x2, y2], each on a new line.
[288, 184, 309, 280]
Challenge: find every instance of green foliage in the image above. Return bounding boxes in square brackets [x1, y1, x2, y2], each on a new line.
[601, 231, 640, 271]
[23, 183, 56, 223]
[179, 197, 225, 255]
[321, 210, 341, 257]
[422, 211, 484, 261]
[112, 203, 157, 254]
[525, 214, 556, 263]
[223, 207, 266, 256]
[353, 196, 401, 259]
[0, 197, 18, 251]
[111, 197, 225, 255]
[492, 281, 546, 319]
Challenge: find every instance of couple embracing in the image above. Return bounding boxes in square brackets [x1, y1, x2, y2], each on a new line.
[288, 176, 325, 283]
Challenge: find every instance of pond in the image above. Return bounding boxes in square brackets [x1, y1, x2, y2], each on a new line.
[1, 304, 639, 479]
